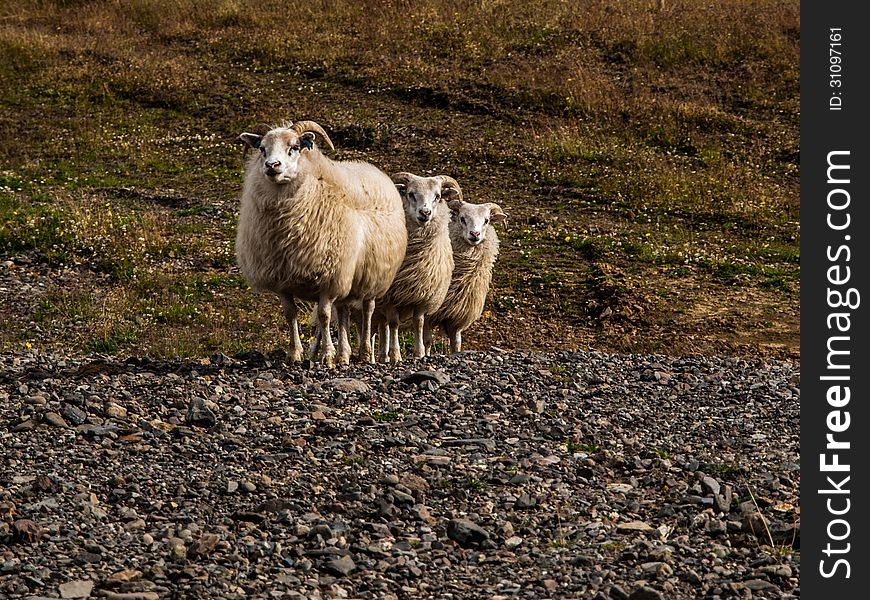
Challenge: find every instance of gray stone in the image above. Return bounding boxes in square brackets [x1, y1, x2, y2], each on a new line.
[323, 555, 356, 577]
[329, 378, 372, 395]
[446, 518, 491, 548]
[402, 370, 450, 386]
[58, 579, 94, 598]
[701, 476, 720, 496]
[186, 397, 216, 427]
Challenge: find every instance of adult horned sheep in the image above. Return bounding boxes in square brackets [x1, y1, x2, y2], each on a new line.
[374, 172, 460, 363]
[424, 199, 507, 354]
[235, 120, 407, 367]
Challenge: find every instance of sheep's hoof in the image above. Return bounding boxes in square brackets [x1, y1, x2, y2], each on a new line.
[337, 353, 351, 367]
[322, 353, 336, 368]
[288, 351, 303, 363]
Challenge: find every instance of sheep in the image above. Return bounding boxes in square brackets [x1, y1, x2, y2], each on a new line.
[235, 120, 408, 367]
[373, 172, 461, 363]
[424, 199, 507, 354]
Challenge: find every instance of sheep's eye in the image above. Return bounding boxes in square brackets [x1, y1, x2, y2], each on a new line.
[484, 218, 490, 225]
[460, 217, 466, 224]
[290, 144, 301, 152]
[258, 147, 266, 155]
[435, 194, 441, 201]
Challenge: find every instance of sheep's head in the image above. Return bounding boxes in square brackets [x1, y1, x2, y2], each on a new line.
[239, 121, 335, 184]
[392, 172, 463, 226]
[447, 200, 507, 246]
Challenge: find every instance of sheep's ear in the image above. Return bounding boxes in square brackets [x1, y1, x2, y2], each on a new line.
[447, 199, 463, 213]
[239, 133, 262, 149]
[300, 131, 316, 150]
[488, 203, 507, 225]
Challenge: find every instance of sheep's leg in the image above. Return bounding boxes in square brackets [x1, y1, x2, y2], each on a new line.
[307, 307, 322, 361]
[447, 326, 462, 354]
[280, 294, 304, 362]
[358, 299, 376, 364]
[387, 307, 402, 363]
[308, 325, 321, 361]
[412, 308, 426, 359]
[336, 305, 352, 366]
[377, 318, 389, 363]
[317, 297, 337, 368]
[422, 320, 434, 356]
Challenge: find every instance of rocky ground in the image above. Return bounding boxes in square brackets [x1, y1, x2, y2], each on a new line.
[0, 347, 799, 599]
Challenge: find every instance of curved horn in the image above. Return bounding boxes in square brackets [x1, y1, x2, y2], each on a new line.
[291, 120, 335, 151]
[486, 202, 507, 225]
[447, 199, 464, 212]
[436, 175, 463, 202]
[391, 172, 417, 186]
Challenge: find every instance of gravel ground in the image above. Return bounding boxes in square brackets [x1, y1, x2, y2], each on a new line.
[0, 348, 800, 599]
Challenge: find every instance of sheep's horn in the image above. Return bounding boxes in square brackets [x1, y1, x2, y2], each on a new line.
[292, 120, 335, 151]
[391, 172, 417, 186]
[447, 199, 464, 212]
[487, 202, 507, 224]
[437, 175, 463, 202]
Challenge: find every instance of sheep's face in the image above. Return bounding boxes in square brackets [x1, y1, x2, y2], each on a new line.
[395, 175, 461, 227]
[240, 128, 313, 184]
[396, 178, 444, 226]
[449, 201, 507, 246]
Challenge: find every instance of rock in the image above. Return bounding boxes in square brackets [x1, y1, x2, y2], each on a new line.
[402, 370, 450, 386]
[744, 579, 781, 593]
[701, 476, 720, 496]
[446, 519, 491, 548]
[628, 586, 665, 600]
[12, 519, 43, 543]
[329, 378, 372, 394]
[193, 533, 220, 555]
[323, 555, 356, 577]
[62, 404, 88, 425]
[0, 347, 801, 598]
[186, 397, 216, 427]
[616, 520, 655, 533]
[43, 411, 69, 428]
[166, 537, 187, 560]
[58, 579, 94, 598]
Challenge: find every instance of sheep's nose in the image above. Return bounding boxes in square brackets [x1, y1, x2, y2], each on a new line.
[469, 230, 481, 240]
[418, 208, 431, 220]
[265, 160, 281, 170]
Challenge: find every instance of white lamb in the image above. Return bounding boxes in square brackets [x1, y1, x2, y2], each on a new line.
[374, 172, 461, 363]
[424, 199, 507, 354]
[235, 120, 407, 367]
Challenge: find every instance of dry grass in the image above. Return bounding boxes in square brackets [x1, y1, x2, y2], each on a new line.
[0, 0, 799, 359]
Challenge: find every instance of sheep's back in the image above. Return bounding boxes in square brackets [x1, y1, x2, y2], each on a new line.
[335, 161, 408, 301]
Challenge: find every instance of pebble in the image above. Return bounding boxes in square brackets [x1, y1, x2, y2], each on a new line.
[0, 348, 799, 598]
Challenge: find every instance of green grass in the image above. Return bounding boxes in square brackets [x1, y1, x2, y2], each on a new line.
[372, 411, 403, 423]
[566, 440, 599, 454]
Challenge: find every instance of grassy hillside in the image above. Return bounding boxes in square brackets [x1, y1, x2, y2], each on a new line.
[0, 0, 800, 360]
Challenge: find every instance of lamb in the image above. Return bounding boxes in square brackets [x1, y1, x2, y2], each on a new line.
[424, 199, 507, 354]
[235, 120, 407, 367]
[373, 172, 461, 363]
